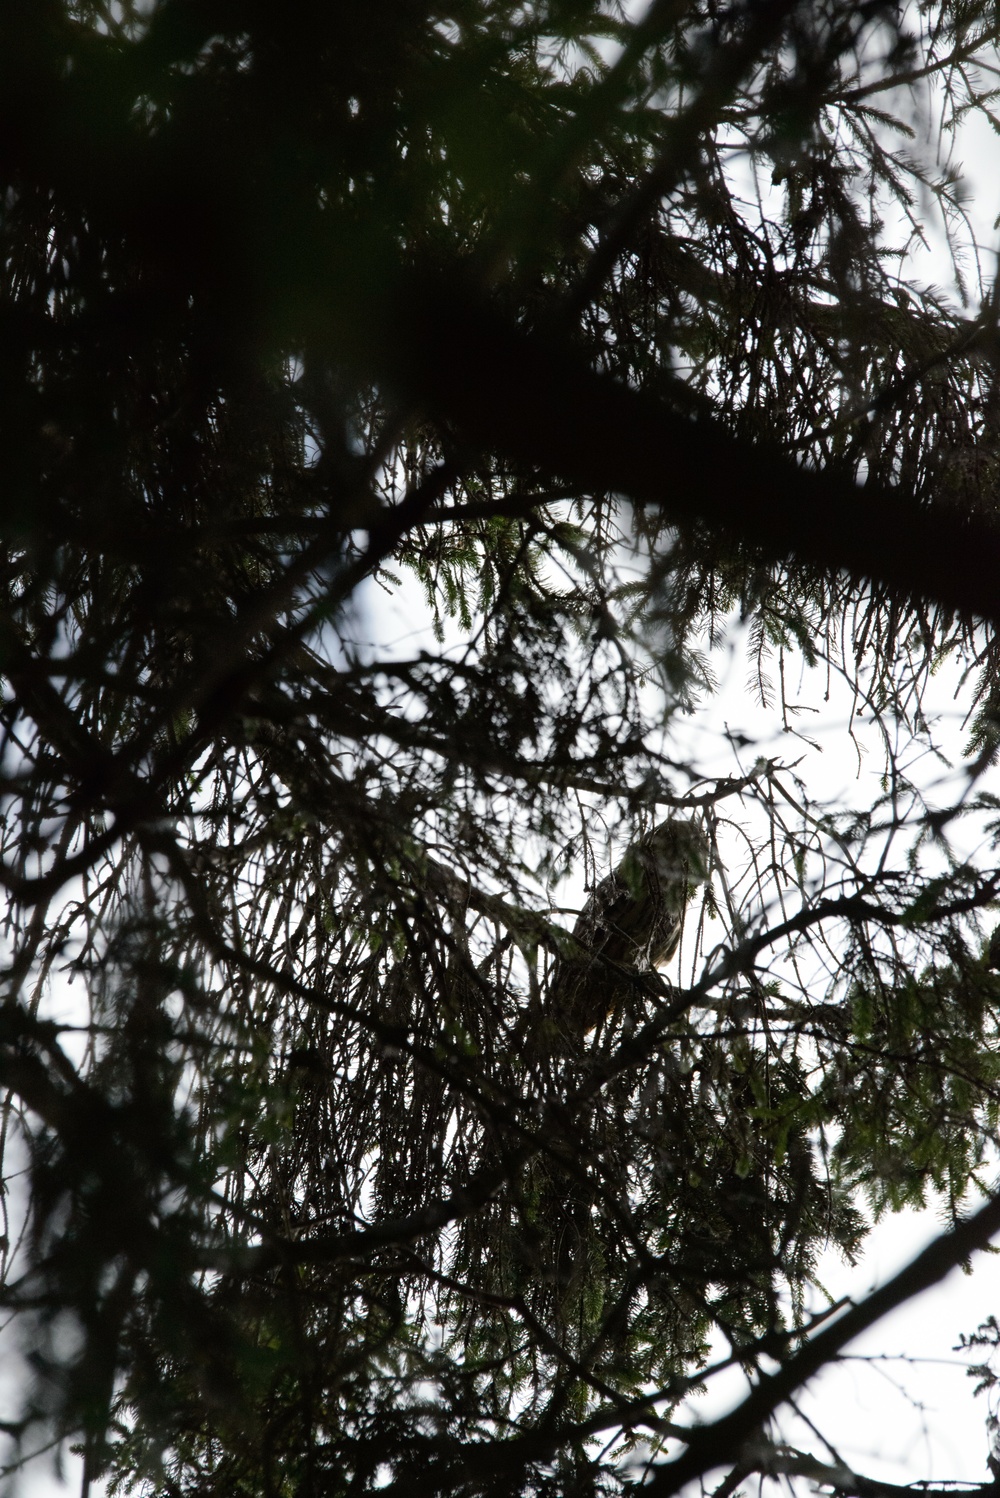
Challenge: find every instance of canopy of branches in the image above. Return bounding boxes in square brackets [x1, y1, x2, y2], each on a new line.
[2, 2, 1000, 1495]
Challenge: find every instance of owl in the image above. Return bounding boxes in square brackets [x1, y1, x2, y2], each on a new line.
[550, 817, 709, 1040]
[988, 923, 1000, 971]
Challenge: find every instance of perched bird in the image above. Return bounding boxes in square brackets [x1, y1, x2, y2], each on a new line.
[988, 922, 1000, 972]
[550, 817, 709, 1040]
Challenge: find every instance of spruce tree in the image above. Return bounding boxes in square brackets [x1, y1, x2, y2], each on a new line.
[2, 2, 1000, 1494]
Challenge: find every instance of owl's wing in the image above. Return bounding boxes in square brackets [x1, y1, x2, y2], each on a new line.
[571, 869, 642, 965]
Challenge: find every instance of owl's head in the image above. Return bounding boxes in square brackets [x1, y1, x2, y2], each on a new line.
[644, 817, 710, 886]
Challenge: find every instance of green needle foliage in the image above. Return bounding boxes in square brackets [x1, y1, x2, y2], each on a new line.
[2, 2, 1000, 1496]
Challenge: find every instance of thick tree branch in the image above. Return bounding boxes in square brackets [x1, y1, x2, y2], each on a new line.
[749, 1440, 999, 1498]
[370, 276, 1000, 632]
[640, 1189, 1000, 1496]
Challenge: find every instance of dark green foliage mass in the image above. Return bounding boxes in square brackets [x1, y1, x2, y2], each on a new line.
[2, 2, 1000, 1496]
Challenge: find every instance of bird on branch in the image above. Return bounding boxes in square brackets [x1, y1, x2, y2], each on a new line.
[988, 922, 1000, 972]
[549, 817, 709, 1043]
